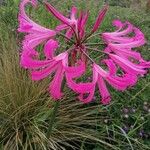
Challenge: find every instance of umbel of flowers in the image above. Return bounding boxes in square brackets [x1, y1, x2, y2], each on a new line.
[18, 0, 150, 105]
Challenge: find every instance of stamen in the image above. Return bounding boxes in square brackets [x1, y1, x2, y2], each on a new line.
[80, 48, 95, 63]
[86, 47, 106, 54]
[85, 43, 106, 46]
[84, 32, 102, 42]
[57, 32, 75, 44]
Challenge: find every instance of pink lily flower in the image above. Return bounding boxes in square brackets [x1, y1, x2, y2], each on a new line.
[102, 20, 150, 67]
[102, 21, 146, 47]
[65, 59, 137, 104]
[109, 53, 147, 75]
[21, 39, 68, 99]
[45, 2, 78, 39]
[18, 0, 56, 48]
[18, 0, 149, 104]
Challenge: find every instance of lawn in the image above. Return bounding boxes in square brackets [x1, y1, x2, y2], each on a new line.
[0, 0, 150, 149]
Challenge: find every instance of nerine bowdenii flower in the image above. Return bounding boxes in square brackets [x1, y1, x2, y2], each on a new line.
[18, 0, 150, 104]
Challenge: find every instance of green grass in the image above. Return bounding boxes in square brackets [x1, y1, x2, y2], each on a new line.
[0, 0, 150, 149]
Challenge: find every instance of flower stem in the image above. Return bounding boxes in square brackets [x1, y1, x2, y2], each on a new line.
[46, 100, 60, 138]
[85, 43, 106, 46]
[46, 79, 66, 139]
[86, 46, 105, 54]
[57, 33, 75, 44]
[84, 32, 102, 42]
[80, 48, 95, 63]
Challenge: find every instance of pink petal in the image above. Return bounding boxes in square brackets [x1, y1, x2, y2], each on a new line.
[77, 11, 84, 33]
[107, 21, 133, 37]
[65, 60, 86, 77]
[18, 0, 55, 34]
[77, 66, 98, 103]
[21, 49, 53, 69]
[93, 63, 136, 91]
[45, 2, 73, 25]
[66, 77, 95, 93]
[97, 76, 111, 105]
[109, 53, 147, 75]
[93, 63, 107, 77]
[31, 62, 59, 80]
[106, 74, 137, 90]
[49, 63, 64, 99]
[44, 39, 58, 59]
[102, 34, 133, 43]
[92, 4, 108, 32]
[79, 12, 89, 38]
[66, 62, 98, 94]
[78, 88, 95, 103]
[140, 61, 150, 68]
[70, 6, 77, 21]
[56, 24, 69, 31]
[23, 33, 53, 48]
[107, 45, 144, 61]
[101, 59, 117, 75]
[103, 21, 146, 49]
[112, 20, 124, 31]
[65, 28, 74, 39]
[54, 52, 68, 62]
[110, 39, 145, 49]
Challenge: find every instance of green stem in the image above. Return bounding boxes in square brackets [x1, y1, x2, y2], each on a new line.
[80, 48, 95, 63]
[46, 79, 66, 139]
[85, 43, 106, 46]
[81, 32, 93, 44]
[57, 32, 75, 44]
[86, 46, 105, 53]
[84, 32, 102, 42]
[47, 100, 60, 138]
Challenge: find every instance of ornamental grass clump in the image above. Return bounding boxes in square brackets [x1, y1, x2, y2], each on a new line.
[0, 32, 117, 150]
[18, 0, 150, 104]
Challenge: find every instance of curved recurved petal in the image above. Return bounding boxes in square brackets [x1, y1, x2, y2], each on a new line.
[66, 77, 95, 93]
[23, 33, 52, 48]
[140, 61, 150, 68]
[101, 59, 117, 76]
[21, 49, 53, 69]
[97, 76, 111, 105]
[49, 63, 65, 99]
[44, 39, 59, 59]
[112, 20, 124, 31]
[18, 0, 55, 34]
[77, 66, 98, 103]
[66, 61, 97, 94]
[65, 60, 86, 77]
[78, 88, 95, 103]
[31, 62, 59, 80]
[106, 74, 136, 91]
[109, 53, 147, 75]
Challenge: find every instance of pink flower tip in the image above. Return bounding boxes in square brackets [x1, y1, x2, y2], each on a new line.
[101, 96, 111, 105]
[92, 4, 109, 33]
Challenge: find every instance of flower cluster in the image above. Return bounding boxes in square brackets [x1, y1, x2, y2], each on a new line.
[18, 0, 150, 104]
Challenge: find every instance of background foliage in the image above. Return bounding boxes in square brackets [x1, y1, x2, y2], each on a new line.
[0, 0, 150, 149]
